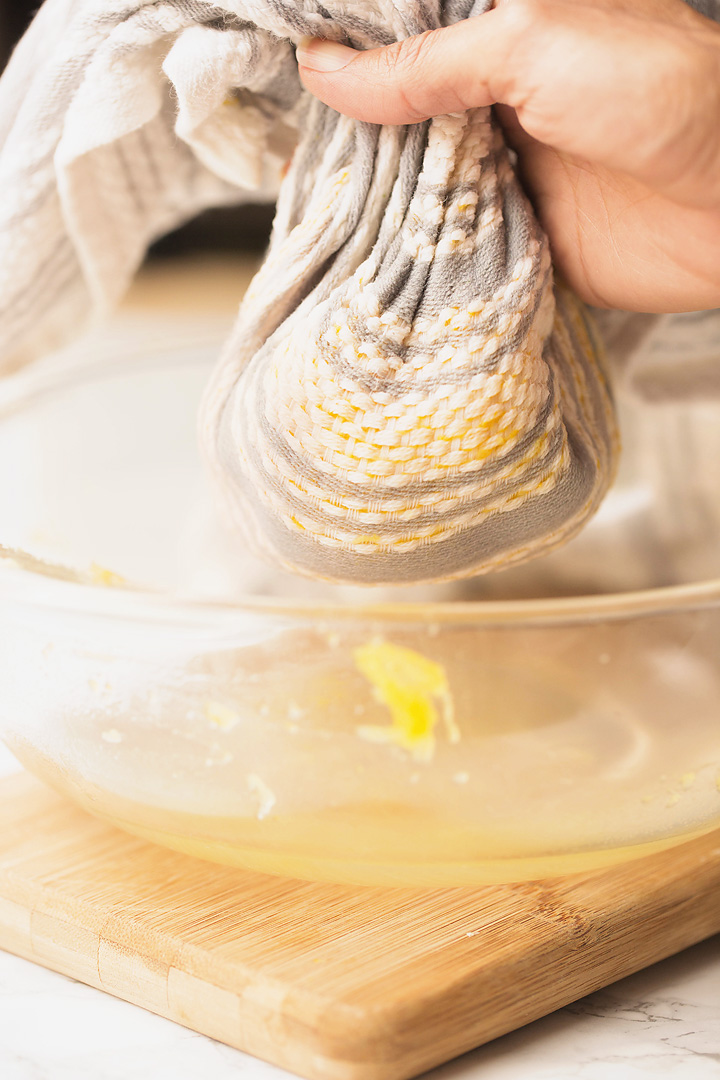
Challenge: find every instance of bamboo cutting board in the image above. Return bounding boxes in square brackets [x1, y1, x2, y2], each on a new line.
[1, 772, 719, 1080]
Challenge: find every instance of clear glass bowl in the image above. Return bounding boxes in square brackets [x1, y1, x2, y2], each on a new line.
[0, 343, 719, 887]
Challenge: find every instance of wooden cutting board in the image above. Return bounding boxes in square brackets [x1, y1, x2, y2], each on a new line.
[1, 771, 719, 1080]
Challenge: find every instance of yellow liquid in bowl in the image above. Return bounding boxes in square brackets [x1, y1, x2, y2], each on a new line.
[6, 623, 720, 888]
[11, 738, 720, 887]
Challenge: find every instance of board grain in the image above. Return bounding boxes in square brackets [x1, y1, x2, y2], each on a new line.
[1, 771, 719, 1080]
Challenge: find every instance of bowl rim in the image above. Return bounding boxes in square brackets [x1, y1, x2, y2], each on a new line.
[2, 347, 719, 629]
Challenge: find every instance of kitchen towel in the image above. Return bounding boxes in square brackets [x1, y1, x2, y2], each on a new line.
[0, 0, 712, 583]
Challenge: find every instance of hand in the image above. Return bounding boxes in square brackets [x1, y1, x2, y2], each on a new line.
[297, 0, 720, 313]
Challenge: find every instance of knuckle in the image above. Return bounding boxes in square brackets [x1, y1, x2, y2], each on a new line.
[373, 31, 447, 121]
[385, 30, 437, 78]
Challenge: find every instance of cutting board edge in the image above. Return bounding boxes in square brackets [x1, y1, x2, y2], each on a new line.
[2, 772, 720, 1080]
[1, 881, 719, 1080]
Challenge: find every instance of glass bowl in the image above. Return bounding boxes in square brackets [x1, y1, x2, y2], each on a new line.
[0, 337, 719, 887]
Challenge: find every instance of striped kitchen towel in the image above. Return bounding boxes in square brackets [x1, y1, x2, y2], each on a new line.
[0, 0, 712, 583]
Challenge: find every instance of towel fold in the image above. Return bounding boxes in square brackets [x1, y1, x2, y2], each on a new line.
[0, 0, 714, 584]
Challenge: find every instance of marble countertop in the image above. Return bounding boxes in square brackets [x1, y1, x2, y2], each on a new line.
[0, 742, 718, 1080]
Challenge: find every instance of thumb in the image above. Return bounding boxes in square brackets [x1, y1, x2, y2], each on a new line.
[296, 12, 518, 125]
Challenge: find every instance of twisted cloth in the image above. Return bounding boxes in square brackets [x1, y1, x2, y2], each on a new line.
[0, 0, 666, 584]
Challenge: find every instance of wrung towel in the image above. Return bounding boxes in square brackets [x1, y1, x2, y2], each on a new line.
[0, 0, 713, 583]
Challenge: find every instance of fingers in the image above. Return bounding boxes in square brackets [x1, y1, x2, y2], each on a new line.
[297, 0, 720, 206]
[296, 1, 659, 127]
[296, 9, 520, 124]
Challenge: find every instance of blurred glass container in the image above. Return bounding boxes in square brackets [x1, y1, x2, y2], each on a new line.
[0, 300, 719, 886]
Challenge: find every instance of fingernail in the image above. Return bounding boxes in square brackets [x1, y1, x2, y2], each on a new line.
[296, 36, 357, 73]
